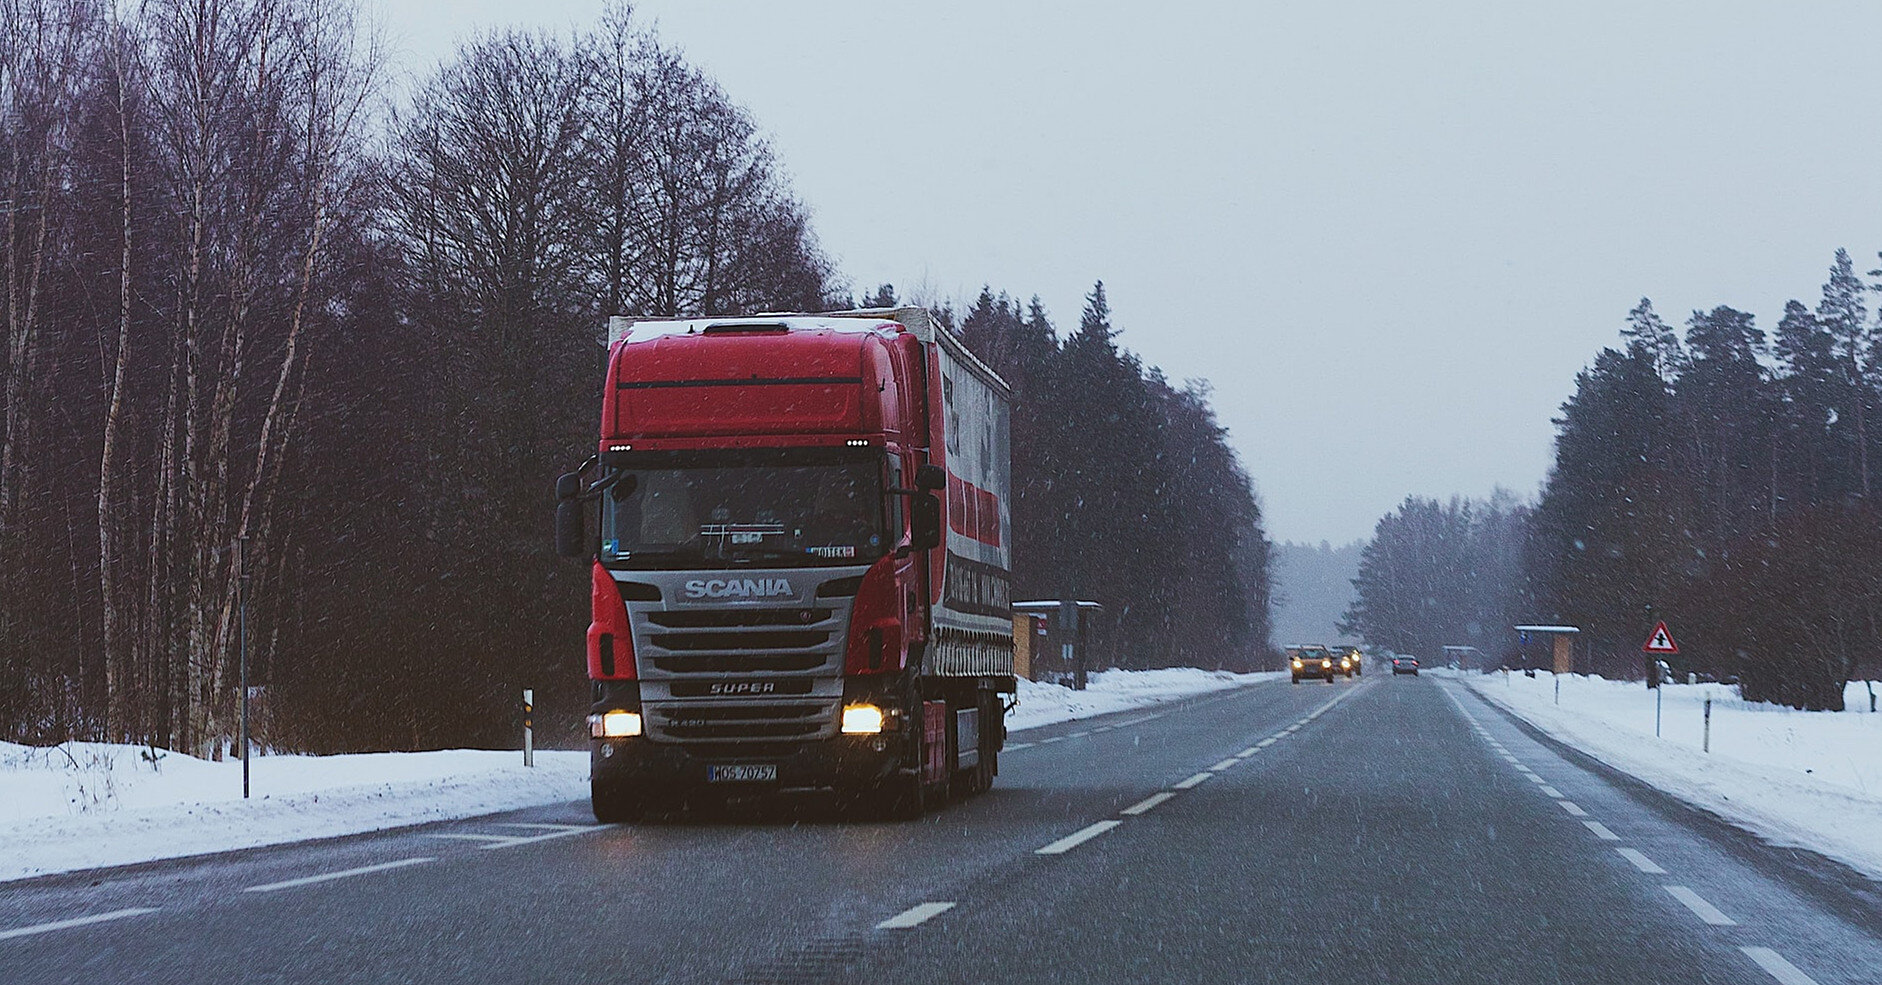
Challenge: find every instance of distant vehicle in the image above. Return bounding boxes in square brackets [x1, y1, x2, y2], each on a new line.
[1289, 644, 1337, 683]
[1391, 656, 1419, 676]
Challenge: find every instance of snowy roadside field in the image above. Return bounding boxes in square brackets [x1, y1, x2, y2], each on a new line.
[0, 668, 1271, 883]
[1461, 670, 1882, 880]
[1009, 668, 1281, 732]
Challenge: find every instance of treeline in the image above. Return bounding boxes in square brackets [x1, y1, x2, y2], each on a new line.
[1344, 249, 1882, 711]
[0, 0, 837, 753]
[1528, 250, 1882, 710]
[1340, 493, 1527, 662]
[2, 0, 1273, 753]
[954, 283, 1273, 670]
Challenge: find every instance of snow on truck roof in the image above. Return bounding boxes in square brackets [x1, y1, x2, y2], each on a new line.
[604, 307, 1013, 396]
[607, 315, 901, 345]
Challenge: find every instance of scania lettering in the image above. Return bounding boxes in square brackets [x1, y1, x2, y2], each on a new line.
[556, 308, 1017, 821]
[684, 578, 796, 600]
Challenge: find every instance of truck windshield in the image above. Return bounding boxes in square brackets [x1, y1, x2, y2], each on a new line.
[600, 449, 887, 569]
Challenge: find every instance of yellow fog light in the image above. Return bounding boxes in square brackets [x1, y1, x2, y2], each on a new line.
[593, 710, 641, 738]
[841, 704, 885, 734]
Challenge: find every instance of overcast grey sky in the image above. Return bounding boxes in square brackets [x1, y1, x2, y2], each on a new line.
[376, 0, 1882, 544]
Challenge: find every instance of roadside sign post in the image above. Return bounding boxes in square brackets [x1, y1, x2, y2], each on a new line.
[522, 688, 534, 767]
[238, 534, 251, 799]
[1656, 685, 1662, 737]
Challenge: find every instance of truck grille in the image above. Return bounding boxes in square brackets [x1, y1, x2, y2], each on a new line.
[628, 595, 852, 743]
[649, 701, 838, 741]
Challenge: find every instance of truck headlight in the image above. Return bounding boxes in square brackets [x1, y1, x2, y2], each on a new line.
[590, 710, 642, 738]
[841, 703, 885, 734]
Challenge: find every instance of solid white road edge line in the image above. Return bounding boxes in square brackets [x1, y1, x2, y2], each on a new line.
[1739, 947, 1822, 985]
[1172, 772, 1214, 789]
[1035, 820, 1123, 855]
[1664, 885, 1737, 926]
[876, 902, 956, 930]
[1616, 848, 1667, 874]
[1583, 820, 1621, 840]
[0, 908, 160, 942]
[244, 857, 436, 893]
[1120, 792, 1176, 816]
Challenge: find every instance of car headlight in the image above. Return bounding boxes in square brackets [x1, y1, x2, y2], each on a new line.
[841, 703, 885, 734]
[1292, 659, 1303, 668]
[1322, 659, 1331, 668]
[590, 710, 642, 738]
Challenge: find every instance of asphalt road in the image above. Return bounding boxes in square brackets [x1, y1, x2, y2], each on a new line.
[6, 674, 1881, 984]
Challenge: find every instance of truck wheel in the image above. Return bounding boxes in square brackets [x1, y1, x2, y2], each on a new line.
[591, 778, 648, 824]
[854, 772, 924, 820]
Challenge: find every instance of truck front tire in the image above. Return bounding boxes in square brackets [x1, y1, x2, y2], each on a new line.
[592, 777, 650, 823]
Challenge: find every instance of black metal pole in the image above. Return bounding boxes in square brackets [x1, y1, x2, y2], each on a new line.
[239, 534, 250, 799]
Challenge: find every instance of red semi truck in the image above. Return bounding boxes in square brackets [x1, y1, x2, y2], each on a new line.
[555, 307, 1016, 820]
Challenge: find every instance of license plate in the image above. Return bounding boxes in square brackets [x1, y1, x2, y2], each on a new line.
[708, 764, 778, 783]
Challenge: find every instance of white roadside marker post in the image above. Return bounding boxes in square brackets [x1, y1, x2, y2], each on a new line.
[523, 688, 534, 768]
[1655, 684, 1662, 738]
[1703, 697, 1711, 753]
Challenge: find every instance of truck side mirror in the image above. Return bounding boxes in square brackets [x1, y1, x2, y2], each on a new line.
[910, 493, 942, 551]
[555, 500, 586, 558]
[915, 464, 946, 491]
[555, 472, 586, 558]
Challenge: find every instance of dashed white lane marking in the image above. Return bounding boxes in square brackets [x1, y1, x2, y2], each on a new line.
[1256, 737, 1278, 748]
[1664, 885, 1737, 926]
[1616, 848, 1667, 874]
[1035, 820, 1122, 855]
[1739, 946, 1822, 985]
[1040, 736, 1065, 744]
[876, 902, 955, 929]
[429, 824, 593, 850]
[1523, 774, 1547, 785]
[1005, 742, 1035, 751]
[0, 908, 160, 941]
[1120, 792, 1176, 816]
[1583, 820, 1621, 841]
[1211, 758, 1239, 771]
[244, 857, 436, 893]
[1172, 771, 1214, 789]
[1557, 800, 1589, 817]
[1235, 747, 1260, 758]
[1539, 785, 1565, 798]
[1068, 731, 1090, 739]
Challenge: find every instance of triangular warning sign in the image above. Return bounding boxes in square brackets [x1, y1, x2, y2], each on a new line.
[1642, 621, 1679, 654]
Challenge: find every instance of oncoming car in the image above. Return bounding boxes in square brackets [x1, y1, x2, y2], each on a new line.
[1337, 645, 1363, 677]
[1391, 656, 1420, 676]
[1289, 644, 1338, 683]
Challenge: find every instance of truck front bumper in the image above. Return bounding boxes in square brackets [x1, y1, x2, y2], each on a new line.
[590, 735, 905, 794]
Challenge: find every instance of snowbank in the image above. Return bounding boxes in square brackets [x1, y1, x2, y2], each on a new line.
[1464, 671, 1882, 879]
[0, 668, 1273, 883]
[0, 743, 588, 884]
[1010, 668, 1280, 732]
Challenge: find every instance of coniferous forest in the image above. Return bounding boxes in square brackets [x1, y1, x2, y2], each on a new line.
[1345, 249, 1882, 710]
[0, 0, 1274, 753]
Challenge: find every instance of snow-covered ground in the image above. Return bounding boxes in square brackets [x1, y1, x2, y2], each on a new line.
[1009, 668, 1280, 732]
[0, 667, 1269, 883]
[1462, 671, 1882, 880]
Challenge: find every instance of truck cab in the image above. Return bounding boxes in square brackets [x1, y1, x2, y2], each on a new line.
[559, 311, 1014, 820]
